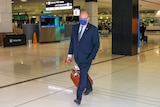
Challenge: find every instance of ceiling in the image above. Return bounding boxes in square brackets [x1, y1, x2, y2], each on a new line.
[12, 0, 160, 15]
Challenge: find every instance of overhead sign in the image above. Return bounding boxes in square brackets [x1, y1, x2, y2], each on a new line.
[73, 6, 80, 16]
[46, 0, 73, 11]
[41, 10, 52, 14]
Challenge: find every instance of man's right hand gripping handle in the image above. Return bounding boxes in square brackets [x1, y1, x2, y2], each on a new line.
[65, 54, 72, 63]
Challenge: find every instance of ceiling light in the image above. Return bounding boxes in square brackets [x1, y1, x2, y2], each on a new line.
[11, 0, 14, 3]
[21, 0, 27, 2]
[155, 10, 160, 17]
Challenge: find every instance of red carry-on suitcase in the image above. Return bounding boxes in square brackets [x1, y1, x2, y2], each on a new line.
[65, 60, 93, 87]
[70, 69, 93, 87]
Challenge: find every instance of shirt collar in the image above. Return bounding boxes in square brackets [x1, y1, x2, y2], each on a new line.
[80, 23, 87, 29]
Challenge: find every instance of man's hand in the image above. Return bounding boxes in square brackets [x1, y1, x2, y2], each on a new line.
[65, 57, 72, 63]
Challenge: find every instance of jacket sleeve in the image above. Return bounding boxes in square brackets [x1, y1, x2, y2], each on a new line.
[91, 27, 100, 59]
[68, 26, 74, 55]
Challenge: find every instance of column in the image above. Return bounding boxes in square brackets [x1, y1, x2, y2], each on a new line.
[0, 0, 12, 33]
[85, 0, 98, 27]
[112, 0, 138, 55]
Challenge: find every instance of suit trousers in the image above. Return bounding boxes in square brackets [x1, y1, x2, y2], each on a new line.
[140, 32, 145, 41]
[76, 61, 92, 100]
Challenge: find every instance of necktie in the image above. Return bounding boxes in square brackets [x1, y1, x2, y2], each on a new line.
[78, 26, 83, 41]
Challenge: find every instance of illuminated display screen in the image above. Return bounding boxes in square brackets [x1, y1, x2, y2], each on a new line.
[20, 14, 28, 20]
[13, 15, 20, 21]
[66, 16, 73, 21]
[40, 16, 55, 27]
[46, 0, 73, 10]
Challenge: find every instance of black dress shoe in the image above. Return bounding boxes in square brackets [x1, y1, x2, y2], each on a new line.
[83, 88, 92, 95]
[74, 99, 81, 105]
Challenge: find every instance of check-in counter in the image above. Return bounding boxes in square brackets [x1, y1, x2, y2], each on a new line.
[146, 26, 160, 31]
[39, 16, 60, 43]
[22, 24, 39, 43]
[13, 28, 23, 34]
[39, 27, 60, 43]
[64, 24, 73, 37]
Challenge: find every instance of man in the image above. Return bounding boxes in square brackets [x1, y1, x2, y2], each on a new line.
[140, 22, 146, 41]
[66, 11, 100, 105]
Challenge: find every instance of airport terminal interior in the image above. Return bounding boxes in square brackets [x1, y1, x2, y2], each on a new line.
[0, 0, 160, 107]
[0, 32, 160, 107]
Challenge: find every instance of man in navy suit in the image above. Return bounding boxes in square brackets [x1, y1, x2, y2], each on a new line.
[66, 11, 100, 105]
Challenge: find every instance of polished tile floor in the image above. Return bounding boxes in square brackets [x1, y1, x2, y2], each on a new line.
[0, 32, 160, 107]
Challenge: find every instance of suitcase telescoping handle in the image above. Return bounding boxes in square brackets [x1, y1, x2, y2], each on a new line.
[65, 59, 73, 71]
[65, 59, 79, 76]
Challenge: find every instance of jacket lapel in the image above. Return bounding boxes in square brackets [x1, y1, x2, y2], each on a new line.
[76, 24, 80, 41]
[80, 23, 91, 41]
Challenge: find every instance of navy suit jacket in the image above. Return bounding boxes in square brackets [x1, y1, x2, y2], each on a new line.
[68, 23, 100, 64]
